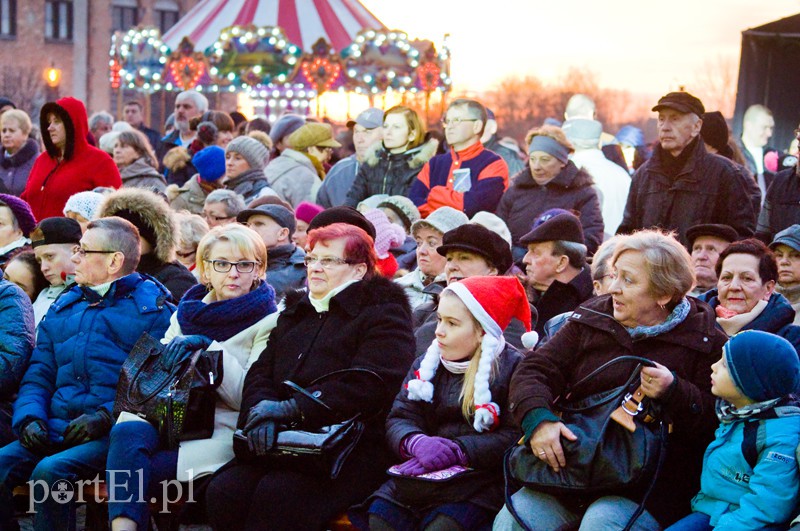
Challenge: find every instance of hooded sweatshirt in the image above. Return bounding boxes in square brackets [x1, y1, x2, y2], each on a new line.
[22, 97, 121, 219]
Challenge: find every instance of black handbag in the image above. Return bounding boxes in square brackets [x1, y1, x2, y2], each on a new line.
[113, 333, 224, 449]
[233, 368, 383, 479]
[504, 355, 669, 531]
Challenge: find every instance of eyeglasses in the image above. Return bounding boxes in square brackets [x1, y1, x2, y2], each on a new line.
[204, 259, 258, 273]
[441, 118, 478, 127]
[75, 248, 118, 258]
[203, 213, 234, 222]
[303, 255, 353, 268]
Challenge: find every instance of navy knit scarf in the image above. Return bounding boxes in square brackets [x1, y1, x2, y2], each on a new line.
[177, 281, 278, 342]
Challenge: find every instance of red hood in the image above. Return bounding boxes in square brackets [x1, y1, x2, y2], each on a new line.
[39, 96, 90, 160]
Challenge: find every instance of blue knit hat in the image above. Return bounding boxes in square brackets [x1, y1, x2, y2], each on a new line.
[724, 330, 800, 402]
[192, 146, 226, 182]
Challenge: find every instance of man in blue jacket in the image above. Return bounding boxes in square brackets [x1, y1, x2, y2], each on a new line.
[0, 216, 174, 531]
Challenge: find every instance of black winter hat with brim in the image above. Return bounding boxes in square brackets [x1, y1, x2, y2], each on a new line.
[437, 224, 513, 274]
[520, 212, 584, 246]
[306, 206, 376, 241]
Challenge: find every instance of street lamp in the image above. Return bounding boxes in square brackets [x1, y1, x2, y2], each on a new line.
[44, 64, 62, 100]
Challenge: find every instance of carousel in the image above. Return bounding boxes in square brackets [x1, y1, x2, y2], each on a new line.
[109, 0, 451, 124]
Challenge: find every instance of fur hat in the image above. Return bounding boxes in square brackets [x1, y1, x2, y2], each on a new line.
[192, 146, 226, 182]
[226, 136, 270, 171]
[724, 330, 800, 402]
[364, 209, 406, 259]
[295, 202, 324, 224]
[98, 188, 177, 262]
[378, 196, 421, 233]
[407, 276, 535, 432]
[0, 194, 36, 236]
[470, 212, 512, 247]
[63, 191, 104, 222]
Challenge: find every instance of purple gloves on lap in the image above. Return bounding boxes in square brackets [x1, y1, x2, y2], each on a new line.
[396, 434, 466, 475]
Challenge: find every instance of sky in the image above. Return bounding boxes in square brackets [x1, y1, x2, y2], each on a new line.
[363, 0, 800, 97]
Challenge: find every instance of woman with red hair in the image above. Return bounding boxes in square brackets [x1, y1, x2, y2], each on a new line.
[206, 222, 416, 530]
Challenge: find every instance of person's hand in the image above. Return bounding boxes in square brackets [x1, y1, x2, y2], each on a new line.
[161, 335, 212, 368]
[641, 362, 674, 399]
[244, 399, 299, 432]
[246, 420, 278, 456]
[394, 457, 427, 476]
[408, 436, 461, 471]
[62, 409, 113, 447]
[529, 421, 577, 473]
[20, 419, 50, 454]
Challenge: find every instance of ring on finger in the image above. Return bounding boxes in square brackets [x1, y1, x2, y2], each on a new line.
[538, 449, 546, 456]
[648, 376, 653, 383]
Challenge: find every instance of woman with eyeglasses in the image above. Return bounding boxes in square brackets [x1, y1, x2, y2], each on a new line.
[496, 125, 604, 262]
[105, 223, 280, 531]
[345, 105, 436, 207]
[206, 222, 416, 531]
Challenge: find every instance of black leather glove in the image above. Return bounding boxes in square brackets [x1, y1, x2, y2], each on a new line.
[20, 419, 50, 455]
[62, 409, 113, 447]
[247, 420, 278, 456]
[161, 334, 213, 368]
[244, 399, 300, 432]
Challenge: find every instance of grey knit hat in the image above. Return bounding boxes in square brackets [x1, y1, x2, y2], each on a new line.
[378, 196, 421, 232]
[411, 206, 468, 237]
[226, 136, 270, 171]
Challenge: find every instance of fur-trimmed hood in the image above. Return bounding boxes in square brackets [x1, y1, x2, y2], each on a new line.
[163, 146, 192, 173]
[98, 188, 177, 263]
[363, 138, 439, 169]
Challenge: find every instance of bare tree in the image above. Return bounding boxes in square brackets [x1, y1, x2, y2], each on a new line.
[0, 66, 46, 118]
[690, 54, 738, 117]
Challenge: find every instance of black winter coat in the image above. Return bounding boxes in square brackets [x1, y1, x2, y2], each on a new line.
[509, 295, 727, 527]
[138, 254, 197, 303]
[367, 346, 522, 512]
[617, 139, 757, 245]
[755, 165, 800, 242]
[265, 244, 306, 300]
[344, 141, 436, 207]
[496, 162, 604, 255]
[239, 275, 416, 457]
[532, 267, 594, 336]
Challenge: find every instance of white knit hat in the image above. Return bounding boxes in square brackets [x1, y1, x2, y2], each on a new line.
[406, 276, 536, 432]
[63, 191, 104, 221]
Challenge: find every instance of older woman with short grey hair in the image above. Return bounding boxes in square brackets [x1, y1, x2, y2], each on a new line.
[203, 189, 246, 228]
[495, 230, 728, 530]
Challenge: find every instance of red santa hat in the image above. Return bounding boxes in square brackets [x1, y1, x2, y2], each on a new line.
[406, 276, 536, 432]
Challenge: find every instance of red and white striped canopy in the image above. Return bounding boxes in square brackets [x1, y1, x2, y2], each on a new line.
[163, 0, 386, 53]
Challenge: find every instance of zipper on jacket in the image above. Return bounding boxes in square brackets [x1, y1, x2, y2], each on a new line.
[381, 158, 394, 195]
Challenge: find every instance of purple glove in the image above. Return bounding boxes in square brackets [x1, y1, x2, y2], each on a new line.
[407, 435, 462, 471]
[394, 457, 427, 476]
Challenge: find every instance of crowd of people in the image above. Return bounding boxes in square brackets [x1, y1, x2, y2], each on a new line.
[0, 87, 799, 531]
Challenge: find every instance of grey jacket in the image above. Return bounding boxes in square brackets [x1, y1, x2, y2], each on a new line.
[264, 149, 321, 207]
[120, 157, 167, 192]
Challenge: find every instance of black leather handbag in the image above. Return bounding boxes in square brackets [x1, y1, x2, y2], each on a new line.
[233, 368, 383, 479]
[504, 356, 668, 530]
[113, 333, 224, 449]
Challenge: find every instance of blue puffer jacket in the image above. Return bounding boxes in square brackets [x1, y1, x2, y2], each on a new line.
[691, 398, 800, 529]
[0, 280, 35, 402]
[12, 273, 175, 438]
[696, 290, 800, 350]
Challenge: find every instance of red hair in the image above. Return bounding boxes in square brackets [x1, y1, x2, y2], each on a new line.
[307, 222, 377, 278]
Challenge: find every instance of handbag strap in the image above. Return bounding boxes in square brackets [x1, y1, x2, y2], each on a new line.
[282, 368, 385, 413]
[568, 355, 656, 393]
[126, 344, 179, 406]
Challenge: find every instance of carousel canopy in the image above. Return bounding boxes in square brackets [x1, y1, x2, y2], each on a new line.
[163, 0, 386, 53]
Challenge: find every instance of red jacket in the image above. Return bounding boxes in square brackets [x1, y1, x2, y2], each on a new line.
[22, 97, 120, 220]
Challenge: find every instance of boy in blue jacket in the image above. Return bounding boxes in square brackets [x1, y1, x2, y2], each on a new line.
[667, 330, 800, 530]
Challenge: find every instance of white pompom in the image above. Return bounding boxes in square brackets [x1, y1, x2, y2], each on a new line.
[473, 402, 501, 432]
[406, 379, 434, 402]
[521, 331, 539, 350]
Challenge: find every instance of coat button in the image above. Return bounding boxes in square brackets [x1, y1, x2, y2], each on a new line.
[142, 306, 147, 310]
[312, 391, 322, 398]
[703, 337, 708, 342]
[691, 403, 700, 413]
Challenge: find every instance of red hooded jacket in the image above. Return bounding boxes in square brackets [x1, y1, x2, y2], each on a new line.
[22, 97, 121, 220]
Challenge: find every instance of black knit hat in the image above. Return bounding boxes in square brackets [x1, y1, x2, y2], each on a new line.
[437, 224, 513, 273]
[520, 212, 584, 246]
[686, 223, 738, 248]
[306, 206, 376, 240]
[700, 111, 732, 156]
[30, 217, 82, 248]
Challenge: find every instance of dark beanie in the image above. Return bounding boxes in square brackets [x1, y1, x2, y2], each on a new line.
[700, 111, 731, 156]
[0, 194, 36, 236]
[307, 206, 376, 240]
[724, 330, 800, 402]
[520, 212, 585, 246]
[113, 209, 157, 249]
[437, 224, 513, 273]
